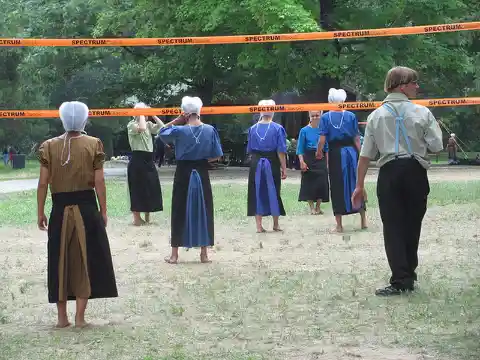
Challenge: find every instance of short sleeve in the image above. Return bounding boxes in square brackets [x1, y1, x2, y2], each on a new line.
[93, 139, 106, 170]
[37, 141, 50, 168]
[319, 113, 329, 136]
[296, 129, 305, 155]
[159, 125, 180, 144]
[359, 114, 378, 159]
[276, 125, 287, 153]
[210, 127, 224, 158]
[424, 109, 443, 153]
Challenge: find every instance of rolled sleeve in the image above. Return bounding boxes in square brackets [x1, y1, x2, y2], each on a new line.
[424, 110, 443, 153]
[127, 120, 138, 135]
[359, 116, 378, 159]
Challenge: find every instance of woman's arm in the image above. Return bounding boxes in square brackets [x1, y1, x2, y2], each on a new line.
[37, 166, 49, 230]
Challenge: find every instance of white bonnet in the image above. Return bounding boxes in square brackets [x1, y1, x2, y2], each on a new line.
[258, 99, 276, 118]
[134, 102, 148, 109]
[327, 88, 347, 103]
[59, 101, 89, 132]
[181, 96, 203, 115]
[450, 133, 455, 137]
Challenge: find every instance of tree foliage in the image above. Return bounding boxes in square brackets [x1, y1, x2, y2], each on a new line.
[0, 0, 478, 153]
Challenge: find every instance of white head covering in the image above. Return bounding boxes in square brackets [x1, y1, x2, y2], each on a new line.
[258, 99, 276, 119]
[181, 96, 203, 115]
[327, 88, 347, 103]
[58, 101, 89, 167]
[59, 101, 89, 132]
[450, 133, 455, 137]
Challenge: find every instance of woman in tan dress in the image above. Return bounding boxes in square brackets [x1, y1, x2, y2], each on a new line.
[37, 101, 118, 328]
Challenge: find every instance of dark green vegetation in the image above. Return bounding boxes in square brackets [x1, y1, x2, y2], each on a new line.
[0, 0, 479, 157]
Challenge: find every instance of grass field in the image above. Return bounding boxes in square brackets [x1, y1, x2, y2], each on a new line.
[0, 178, 479, 360]
[0, 160, 40, 181]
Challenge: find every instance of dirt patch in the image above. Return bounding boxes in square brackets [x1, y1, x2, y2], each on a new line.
[1, 201, 477, 359]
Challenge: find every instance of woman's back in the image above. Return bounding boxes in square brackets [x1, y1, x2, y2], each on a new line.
[161, 124, 223, 161]
[38, 135, 105, 194]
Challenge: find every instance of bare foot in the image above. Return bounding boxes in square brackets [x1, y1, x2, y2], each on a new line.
[316, 209, 324, 215]
[273, 227, 283, 232]
[55, 320, 71, 329]
[335, 225, 343, 233]
[200, 255, 212, 263]
[361, 224, 368, 230]
[310, 210, 316, 215]
[74, 320, 90, 329]
[132, 219, 145, 226]
[164, 256, 178, 264]
[256, 228, 266, 233]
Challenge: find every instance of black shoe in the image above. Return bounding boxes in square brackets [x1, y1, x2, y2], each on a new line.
[375, 285, 413, 296]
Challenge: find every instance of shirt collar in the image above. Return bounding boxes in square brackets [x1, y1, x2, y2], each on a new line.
[382, 92, 411, 103]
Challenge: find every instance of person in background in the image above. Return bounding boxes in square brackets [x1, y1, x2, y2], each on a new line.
[154, 135, 166, 167]
[126, 102, 164, 226]
[37, 101, 117, 328]
[8, 147, 16, 167]
[316, 88, 367, 232]
[352, 66, 443, 296]
[287, 138, 297, 169]
[297, 110, 330, 215]
[446, 133, 459, 165]
[246, 99, 287, 233]
[2, 148, 8, 166]
[159, 96, 223, 264]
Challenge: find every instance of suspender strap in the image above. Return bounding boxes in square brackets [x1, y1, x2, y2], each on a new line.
[382, 103, 414, 157]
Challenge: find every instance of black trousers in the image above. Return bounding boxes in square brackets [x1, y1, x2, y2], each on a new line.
[377, 158, 429, 290]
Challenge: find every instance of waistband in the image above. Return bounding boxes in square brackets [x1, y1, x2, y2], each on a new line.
[131, 151, 154, 160]
[329, 138, 355, 149]
[51, 189, 97, 208]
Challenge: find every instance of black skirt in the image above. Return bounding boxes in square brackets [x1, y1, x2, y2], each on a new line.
[127, 151, 163, 212]
[328, 139, 366, 216]
[171, 160, 214, 248]
[247, 151, 286, 217]
[298, 150, 330, 202]
[47, 190, 118, 303]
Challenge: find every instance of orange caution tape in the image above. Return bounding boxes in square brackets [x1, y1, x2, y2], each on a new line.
[0, 22, 478, 47]
[0, 98, 478, 119]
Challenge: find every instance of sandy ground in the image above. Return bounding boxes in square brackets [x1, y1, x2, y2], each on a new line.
[1, 169, 479, 359]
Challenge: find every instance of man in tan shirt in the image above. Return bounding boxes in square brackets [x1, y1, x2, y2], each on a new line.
[352, 66, 443, 296]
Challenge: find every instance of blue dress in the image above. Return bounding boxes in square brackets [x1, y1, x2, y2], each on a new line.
[296, 124, 330, 202]
[159, 124, 223, 248]
[319, 111, 365, 215]
[246, 121, 287, 217]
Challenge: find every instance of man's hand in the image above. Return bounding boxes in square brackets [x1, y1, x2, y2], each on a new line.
[351, 187, 367, 209]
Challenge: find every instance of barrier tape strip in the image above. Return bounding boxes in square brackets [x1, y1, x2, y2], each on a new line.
[0, 98, 478, 120]
[0, 22, 478, 47]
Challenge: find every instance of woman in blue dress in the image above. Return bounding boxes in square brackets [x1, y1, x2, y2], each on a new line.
[247, 99, 288, 233]
[316, 88, 367, 232]
[159, 96, 223, 264]
[297, 110, 330, 214]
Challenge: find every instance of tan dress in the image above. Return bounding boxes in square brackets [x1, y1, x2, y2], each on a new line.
[38, 135, 118, 303]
